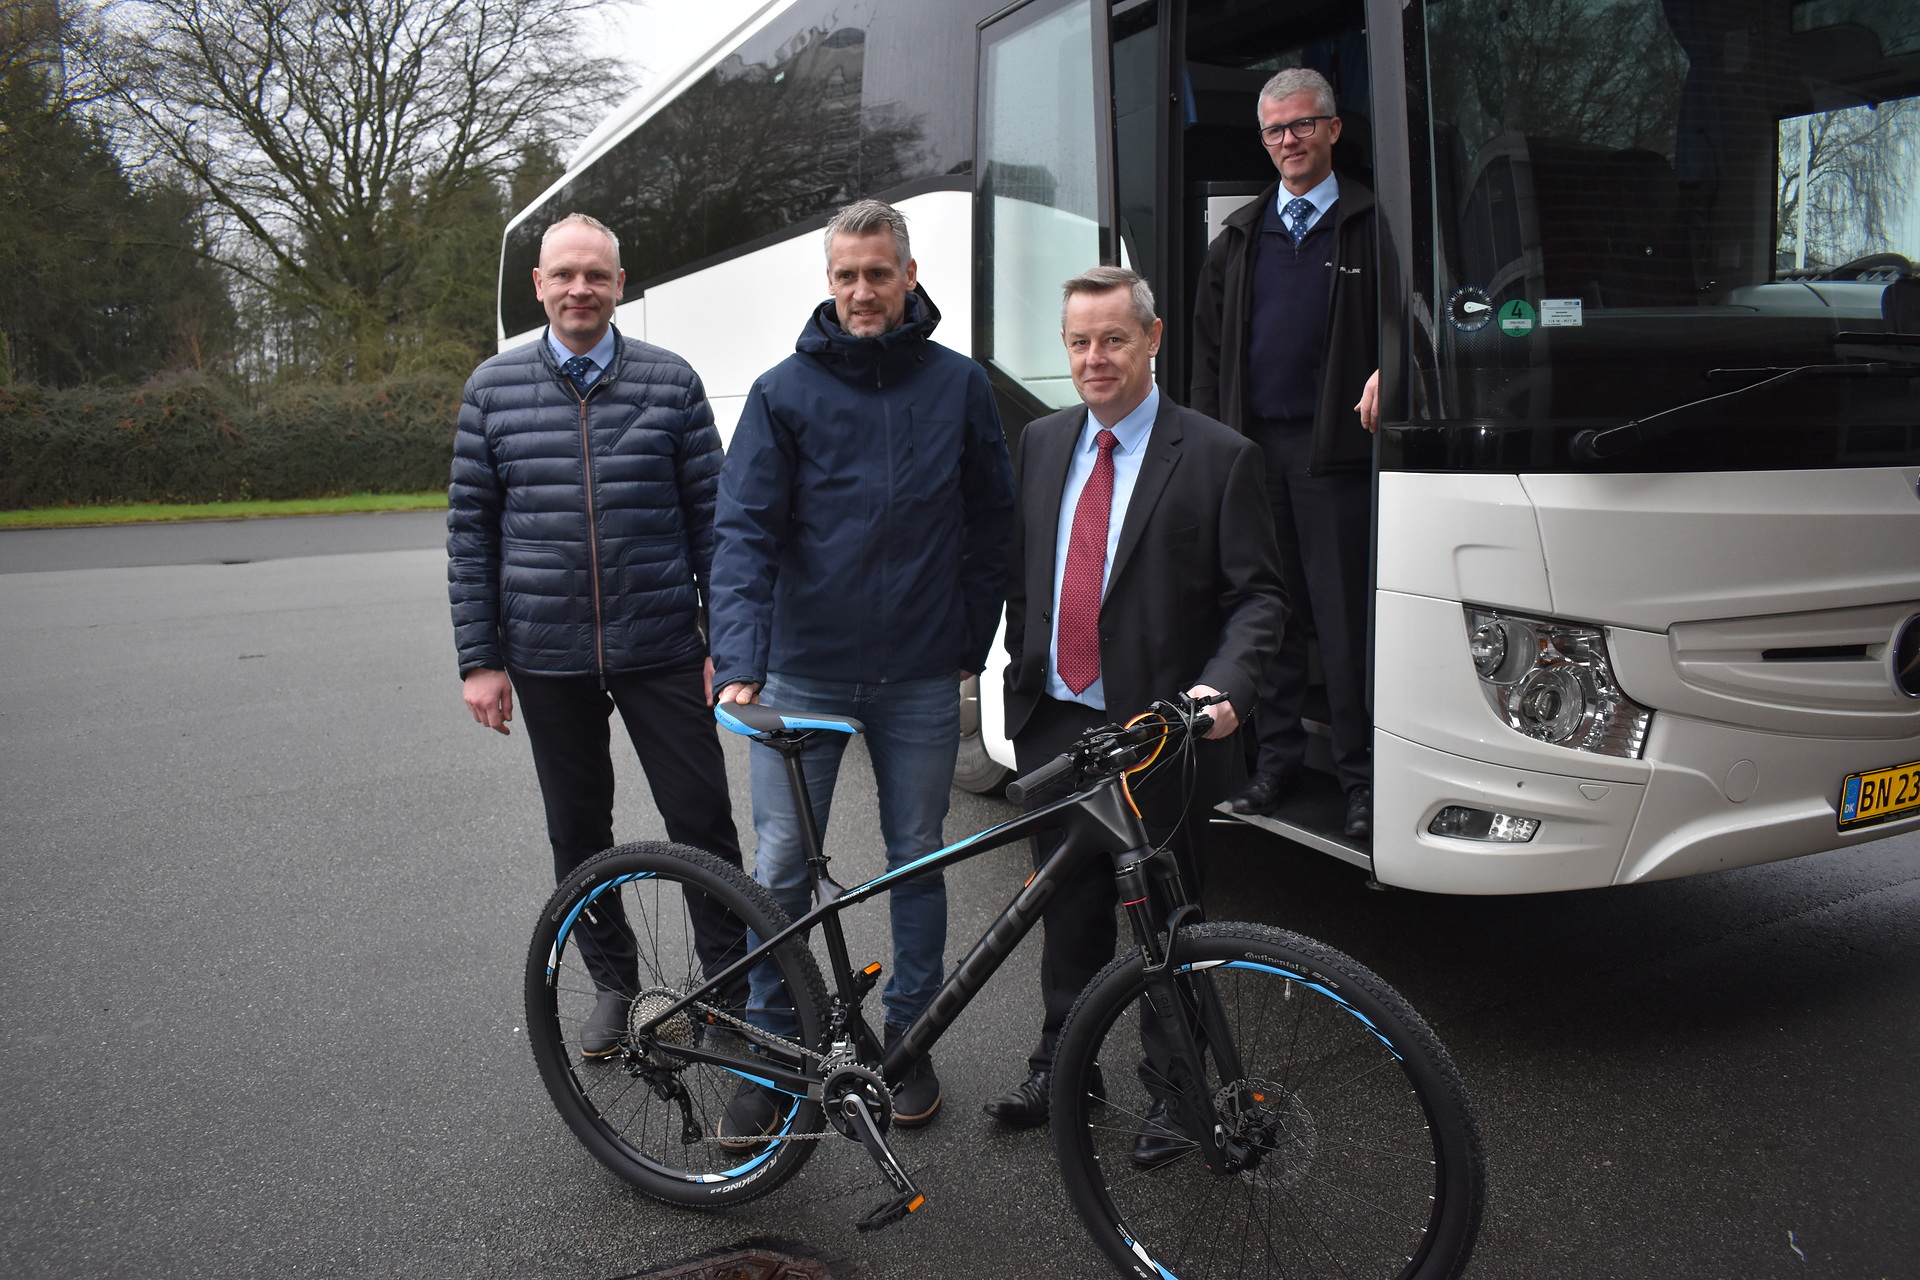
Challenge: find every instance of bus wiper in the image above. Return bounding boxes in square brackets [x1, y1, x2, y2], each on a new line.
[1571, 361, 1912, 461]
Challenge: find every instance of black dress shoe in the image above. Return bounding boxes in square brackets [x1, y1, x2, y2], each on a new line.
[1132, 1097, 1195, 1170]
[983, 1066, 1105, 1128]
[1343, 784, 1373, 840]
[1229, 770, 1299, 815]
[983, 1070, 1051, 1128]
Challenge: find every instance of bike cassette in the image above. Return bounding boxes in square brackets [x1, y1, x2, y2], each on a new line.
[823, 1064, 892, 1139]
[628, 987, 699, 1067]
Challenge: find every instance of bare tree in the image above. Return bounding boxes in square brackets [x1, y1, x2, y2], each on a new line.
[1776, 98, 1920, 273]
[107, 0, 627, 379]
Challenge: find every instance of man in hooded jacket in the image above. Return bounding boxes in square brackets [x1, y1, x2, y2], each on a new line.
[710, 198, 1015, 1142]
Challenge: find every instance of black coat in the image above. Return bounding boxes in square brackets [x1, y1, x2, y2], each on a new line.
[1190, 174, 1379, 474]
[1003, 396, 1288, 742]
[447, 328, 720, 677]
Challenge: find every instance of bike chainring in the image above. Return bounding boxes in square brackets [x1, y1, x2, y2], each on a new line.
[823, 1064, 893, 1140]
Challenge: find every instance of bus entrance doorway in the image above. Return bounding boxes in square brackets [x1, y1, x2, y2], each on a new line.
[1161, 0, 1380, 868]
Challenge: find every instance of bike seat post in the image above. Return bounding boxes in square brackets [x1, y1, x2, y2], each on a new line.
[770, 732, 834, 891]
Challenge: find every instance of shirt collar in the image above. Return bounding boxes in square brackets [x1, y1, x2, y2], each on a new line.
[1080, 384, 1160, 454]
[546, 325, 618, 372]
[1277, 170, 1340, 221]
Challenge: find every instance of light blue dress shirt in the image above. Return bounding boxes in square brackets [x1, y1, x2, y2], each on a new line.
[546, 326, 618, 387]
[1046, 385, 1160, 708]
[1277, 171, 1340, 236]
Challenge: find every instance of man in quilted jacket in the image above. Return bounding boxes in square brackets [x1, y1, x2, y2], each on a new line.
[447, 212, 744, 1059]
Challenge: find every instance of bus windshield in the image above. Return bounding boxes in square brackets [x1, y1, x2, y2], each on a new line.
[1398, 0, 1920, 472]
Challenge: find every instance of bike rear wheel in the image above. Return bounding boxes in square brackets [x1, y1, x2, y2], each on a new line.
[1052, 923, 1484, 1280]
[524, 842, 829, 1207]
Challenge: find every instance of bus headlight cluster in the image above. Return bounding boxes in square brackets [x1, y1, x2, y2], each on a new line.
[1464, 609, 1651, 758]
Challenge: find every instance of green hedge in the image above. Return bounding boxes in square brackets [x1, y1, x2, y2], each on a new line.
[0, 373, 462, 508]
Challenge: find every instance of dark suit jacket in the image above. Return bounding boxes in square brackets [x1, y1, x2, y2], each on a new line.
[1003, 396, 1288, 743]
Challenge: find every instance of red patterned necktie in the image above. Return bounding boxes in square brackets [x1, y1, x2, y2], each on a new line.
[1056, 428, 1118, 695]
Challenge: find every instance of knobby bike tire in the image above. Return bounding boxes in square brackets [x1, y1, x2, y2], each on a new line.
[524, 842, 830, 1208]
[1051, 923, 1484, 1280]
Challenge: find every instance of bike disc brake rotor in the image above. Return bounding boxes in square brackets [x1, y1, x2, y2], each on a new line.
[1215, 1077, 1317, 1191]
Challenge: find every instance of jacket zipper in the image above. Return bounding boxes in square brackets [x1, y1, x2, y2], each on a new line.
[577, 388, 607, 684]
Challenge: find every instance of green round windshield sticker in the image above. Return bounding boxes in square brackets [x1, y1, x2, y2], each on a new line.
[1498, 299, 1536, 337]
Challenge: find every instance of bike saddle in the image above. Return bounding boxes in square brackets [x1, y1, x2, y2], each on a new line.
[715, 702, 866, 738]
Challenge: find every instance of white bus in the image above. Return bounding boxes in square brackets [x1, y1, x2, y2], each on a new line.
[499, 0, 1920, 894]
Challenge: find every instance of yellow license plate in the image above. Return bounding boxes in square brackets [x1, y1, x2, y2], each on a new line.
[1838, 759, 1920, 829]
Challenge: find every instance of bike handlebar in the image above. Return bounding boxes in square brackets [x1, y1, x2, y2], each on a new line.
[1004, 751, 1075, 805]
[1002, 694, 1222, 805]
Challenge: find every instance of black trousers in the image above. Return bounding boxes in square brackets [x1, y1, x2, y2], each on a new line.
[1247, 418, 1372, 791]
[511, 662, 746, 998]
[1014, 695, 1233, 1073]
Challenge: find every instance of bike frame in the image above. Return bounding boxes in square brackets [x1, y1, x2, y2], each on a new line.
[610, 723, 1252, 1172]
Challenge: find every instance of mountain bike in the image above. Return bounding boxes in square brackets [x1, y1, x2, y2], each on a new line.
[525, 693, 1484, 1279]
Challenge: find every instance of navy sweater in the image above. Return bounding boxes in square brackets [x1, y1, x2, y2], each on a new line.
[1245, 198, 1337, 423]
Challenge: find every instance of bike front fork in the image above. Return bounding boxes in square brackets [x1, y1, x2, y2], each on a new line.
[1114, 848, 1254, 1175]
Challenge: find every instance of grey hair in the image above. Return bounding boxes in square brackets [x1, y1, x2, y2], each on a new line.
[1256, 66, 1336, 120]
[824, 198, 911, 270]
[1060, 265, 1158, 333]
[542, 212, 621, 267]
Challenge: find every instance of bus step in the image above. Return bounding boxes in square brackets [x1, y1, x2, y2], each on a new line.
[1211, 771, 1372, 871]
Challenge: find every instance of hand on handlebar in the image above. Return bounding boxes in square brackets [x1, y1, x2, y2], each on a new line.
[1185, 684, 1237, 740]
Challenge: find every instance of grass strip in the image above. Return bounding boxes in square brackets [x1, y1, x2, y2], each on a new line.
[0, 492, 448, 529]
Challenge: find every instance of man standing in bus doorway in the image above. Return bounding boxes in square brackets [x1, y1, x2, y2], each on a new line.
[988, 267, 1286, 1154]
[1191, 66, 1381, 840]
[448, 211, 747, 1059]
[710, 199, 1015, 1143]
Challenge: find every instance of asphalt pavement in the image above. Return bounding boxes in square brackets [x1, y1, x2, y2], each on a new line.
[2, 513, 1915, 1280]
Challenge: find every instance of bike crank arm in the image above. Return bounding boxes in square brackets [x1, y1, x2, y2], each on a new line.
[840, 1093, 926, 1232]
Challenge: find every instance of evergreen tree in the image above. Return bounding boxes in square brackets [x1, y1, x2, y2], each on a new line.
[0, 0, 233, 387]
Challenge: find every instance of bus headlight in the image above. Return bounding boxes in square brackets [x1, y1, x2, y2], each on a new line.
[1463, 608, 1651, 758]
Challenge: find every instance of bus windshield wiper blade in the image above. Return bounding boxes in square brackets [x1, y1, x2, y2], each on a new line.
[1572, 362, 1909, 461]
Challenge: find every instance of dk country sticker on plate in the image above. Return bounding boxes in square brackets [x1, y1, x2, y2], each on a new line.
[1838, 759, 1920, 829]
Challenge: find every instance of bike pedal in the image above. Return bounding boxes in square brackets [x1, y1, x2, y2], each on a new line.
[852, 959, 884, 998]
[854, 1189, 925, 1233]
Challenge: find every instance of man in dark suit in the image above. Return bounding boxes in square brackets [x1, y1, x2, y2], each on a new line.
[986, 266, 1286, 1156]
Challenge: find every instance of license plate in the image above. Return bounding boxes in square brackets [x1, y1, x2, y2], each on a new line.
[1838, 759, 1920, 829]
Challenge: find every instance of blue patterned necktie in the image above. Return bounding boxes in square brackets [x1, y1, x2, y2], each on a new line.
[1283, 196, 1314, 246]
[562, 355, 597, 396]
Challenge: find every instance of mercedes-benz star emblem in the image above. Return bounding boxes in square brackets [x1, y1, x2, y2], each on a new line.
[1894, 614, 1920, 699]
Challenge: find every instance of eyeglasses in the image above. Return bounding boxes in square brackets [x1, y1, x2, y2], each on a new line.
[1260, 115, 1334, 143]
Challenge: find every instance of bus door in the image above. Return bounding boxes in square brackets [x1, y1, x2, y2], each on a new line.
[1160, 0, 1385, 867]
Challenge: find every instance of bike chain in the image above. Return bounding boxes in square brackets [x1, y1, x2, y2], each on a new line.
[648, 1000, 843, 1143]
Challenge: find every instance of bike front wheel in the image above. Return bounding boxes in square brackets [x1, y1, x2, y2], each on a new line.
[1052, 923, 1484, 1280]
[524, 842, 829, 1208]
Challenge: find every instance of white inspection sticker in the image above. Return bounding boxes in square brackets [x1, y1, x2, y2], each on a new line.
[1540, 298, 1583, 327]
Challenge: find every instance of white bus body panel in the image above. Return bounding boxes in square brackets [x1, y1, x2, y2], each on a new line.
[504, 188, 974, 450]
[1374, 468, 1920, 895]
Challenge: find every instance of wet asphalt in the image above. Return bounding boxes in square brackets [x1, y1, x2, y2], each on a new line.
[1, 510, 1915, 1280]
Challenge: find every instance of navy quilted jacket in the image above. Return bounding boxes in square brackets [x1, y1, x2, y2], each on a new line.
[709, 290, 1014, 690]
[447, 328, 720, 677]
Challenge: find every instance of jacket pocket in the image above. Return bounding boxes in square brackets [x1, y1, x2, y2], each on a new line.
[904, 408, 964, 503]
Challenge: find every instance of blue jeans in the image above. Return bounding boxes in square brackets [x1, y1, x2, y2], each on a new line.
[746, 672, 958, 1035]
